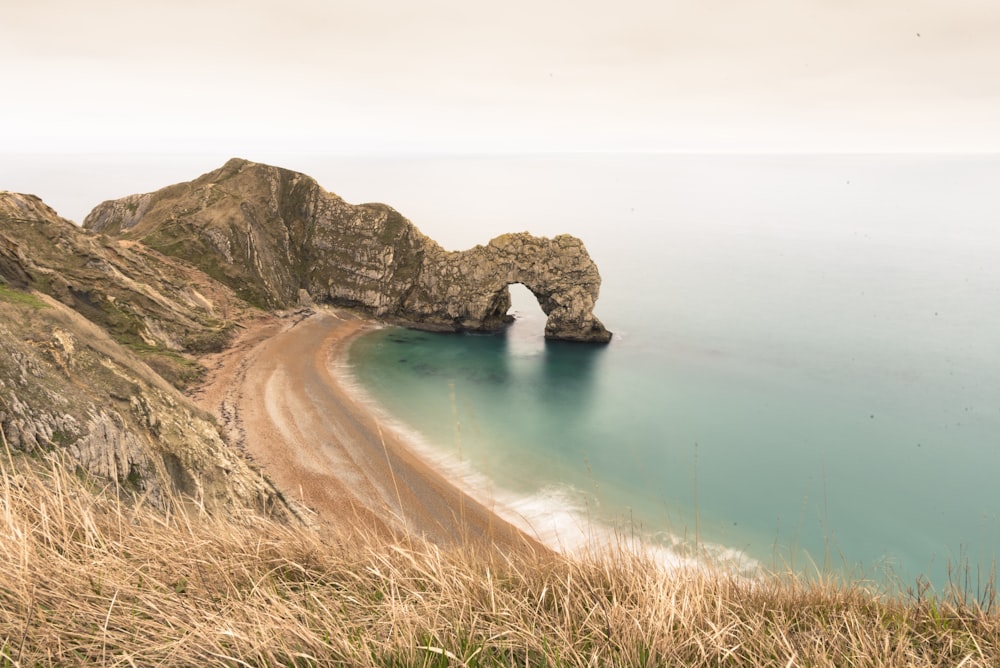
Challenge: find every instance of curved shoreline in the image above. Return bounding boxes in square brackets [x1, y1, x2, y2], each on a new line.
[194, 307, 543, 553]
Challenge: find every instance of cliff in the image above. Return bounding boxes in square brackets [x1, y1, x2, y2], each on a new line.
[84, 158, 612, 342]
[0, 191, 293, 519]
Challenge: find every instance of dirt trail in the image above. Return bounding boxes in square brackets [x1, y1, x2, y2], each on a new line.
[194, 308, 539, 551]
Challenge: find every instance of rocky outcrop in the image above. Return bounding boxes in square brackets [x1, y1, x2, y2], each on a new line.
[406, 233, 611, 342]
[84, 158, 612, 342]
[1, 191, 292, 520]
[0, 296, 291, 519]
[2, 191, 253, 388]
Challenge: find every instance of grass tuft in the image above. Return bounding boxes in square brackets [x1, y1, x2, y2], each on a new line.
[0, 283, 47, 310]
[0, 452, 996, 666]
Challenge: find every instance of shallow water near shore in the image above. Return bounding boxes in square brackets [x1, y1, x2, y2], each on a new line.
[345, 153, 1000, 591]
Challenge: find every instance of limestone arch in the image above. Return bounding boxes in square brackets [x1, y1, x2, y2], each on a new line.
[476, 272, 607, 342]
[409, 232, 612, 343]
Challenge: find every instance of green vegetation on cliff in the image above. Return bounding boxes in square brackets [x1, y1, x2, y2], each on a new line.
[0, 280, 47, 309]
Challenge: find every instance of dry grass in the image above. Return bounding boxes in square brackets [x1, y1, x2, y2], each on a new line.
[0, 453, 996, 667]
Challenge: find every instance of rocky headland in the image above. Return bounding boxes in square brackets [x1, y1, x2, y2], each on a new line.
[85, 158, 612, 343]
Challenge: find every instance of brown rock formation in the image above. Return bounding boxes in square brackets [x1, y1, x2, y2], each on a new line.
[406, 233, 611, 342]
[0, 191, 293, 520]
[84, 158, 612, 342]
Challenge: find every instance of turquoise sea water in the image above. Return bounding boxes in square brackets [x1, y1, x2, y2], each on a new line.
[344, 154, 1000, 591]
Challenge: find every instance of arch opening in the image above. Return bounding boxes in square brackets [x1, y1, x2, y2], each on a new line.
[506, 282, 547, 325]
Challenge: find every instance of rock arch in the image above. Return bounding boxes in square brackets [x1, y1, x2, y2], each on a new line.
[403, 233, 612, 343]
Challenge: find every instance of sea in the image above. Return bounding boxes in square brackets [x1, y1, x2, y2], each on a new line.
[338, 153, 1000, 593]
[6, 151, 999, 592]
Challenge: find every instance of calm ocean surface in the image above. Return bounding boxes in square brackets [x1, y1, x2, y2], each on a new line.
[341, 154, 1000, 591]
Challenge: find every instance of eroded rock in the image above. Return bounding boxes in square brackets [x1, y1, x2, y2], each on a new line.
[84, 159, 612, 342]
[0, 206, 294, 521]
[1, 191, 254, 388]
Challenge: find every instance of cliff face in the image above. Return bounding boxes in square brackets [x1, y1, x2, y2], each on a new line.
[84, 159, 423, 313]
[2, 192, 252, 387]
[0, 191, 292, 520]
[85, 158, 612, 342]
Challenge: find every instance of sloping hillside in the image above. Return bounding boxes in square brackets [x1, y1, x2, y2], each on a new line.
[1, 190, 292, 517]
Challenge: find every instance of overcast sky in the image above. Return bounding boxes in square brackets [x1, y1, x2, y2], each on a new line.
[3, 0, 1000, 154]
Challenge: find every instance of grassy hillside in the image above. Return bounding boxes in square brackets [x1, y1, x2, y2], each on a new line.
[0, 451, 996, 667]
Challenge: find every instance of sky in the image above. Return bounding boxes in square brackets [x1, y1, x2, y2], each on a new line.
[3, 0, 1000, 156]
